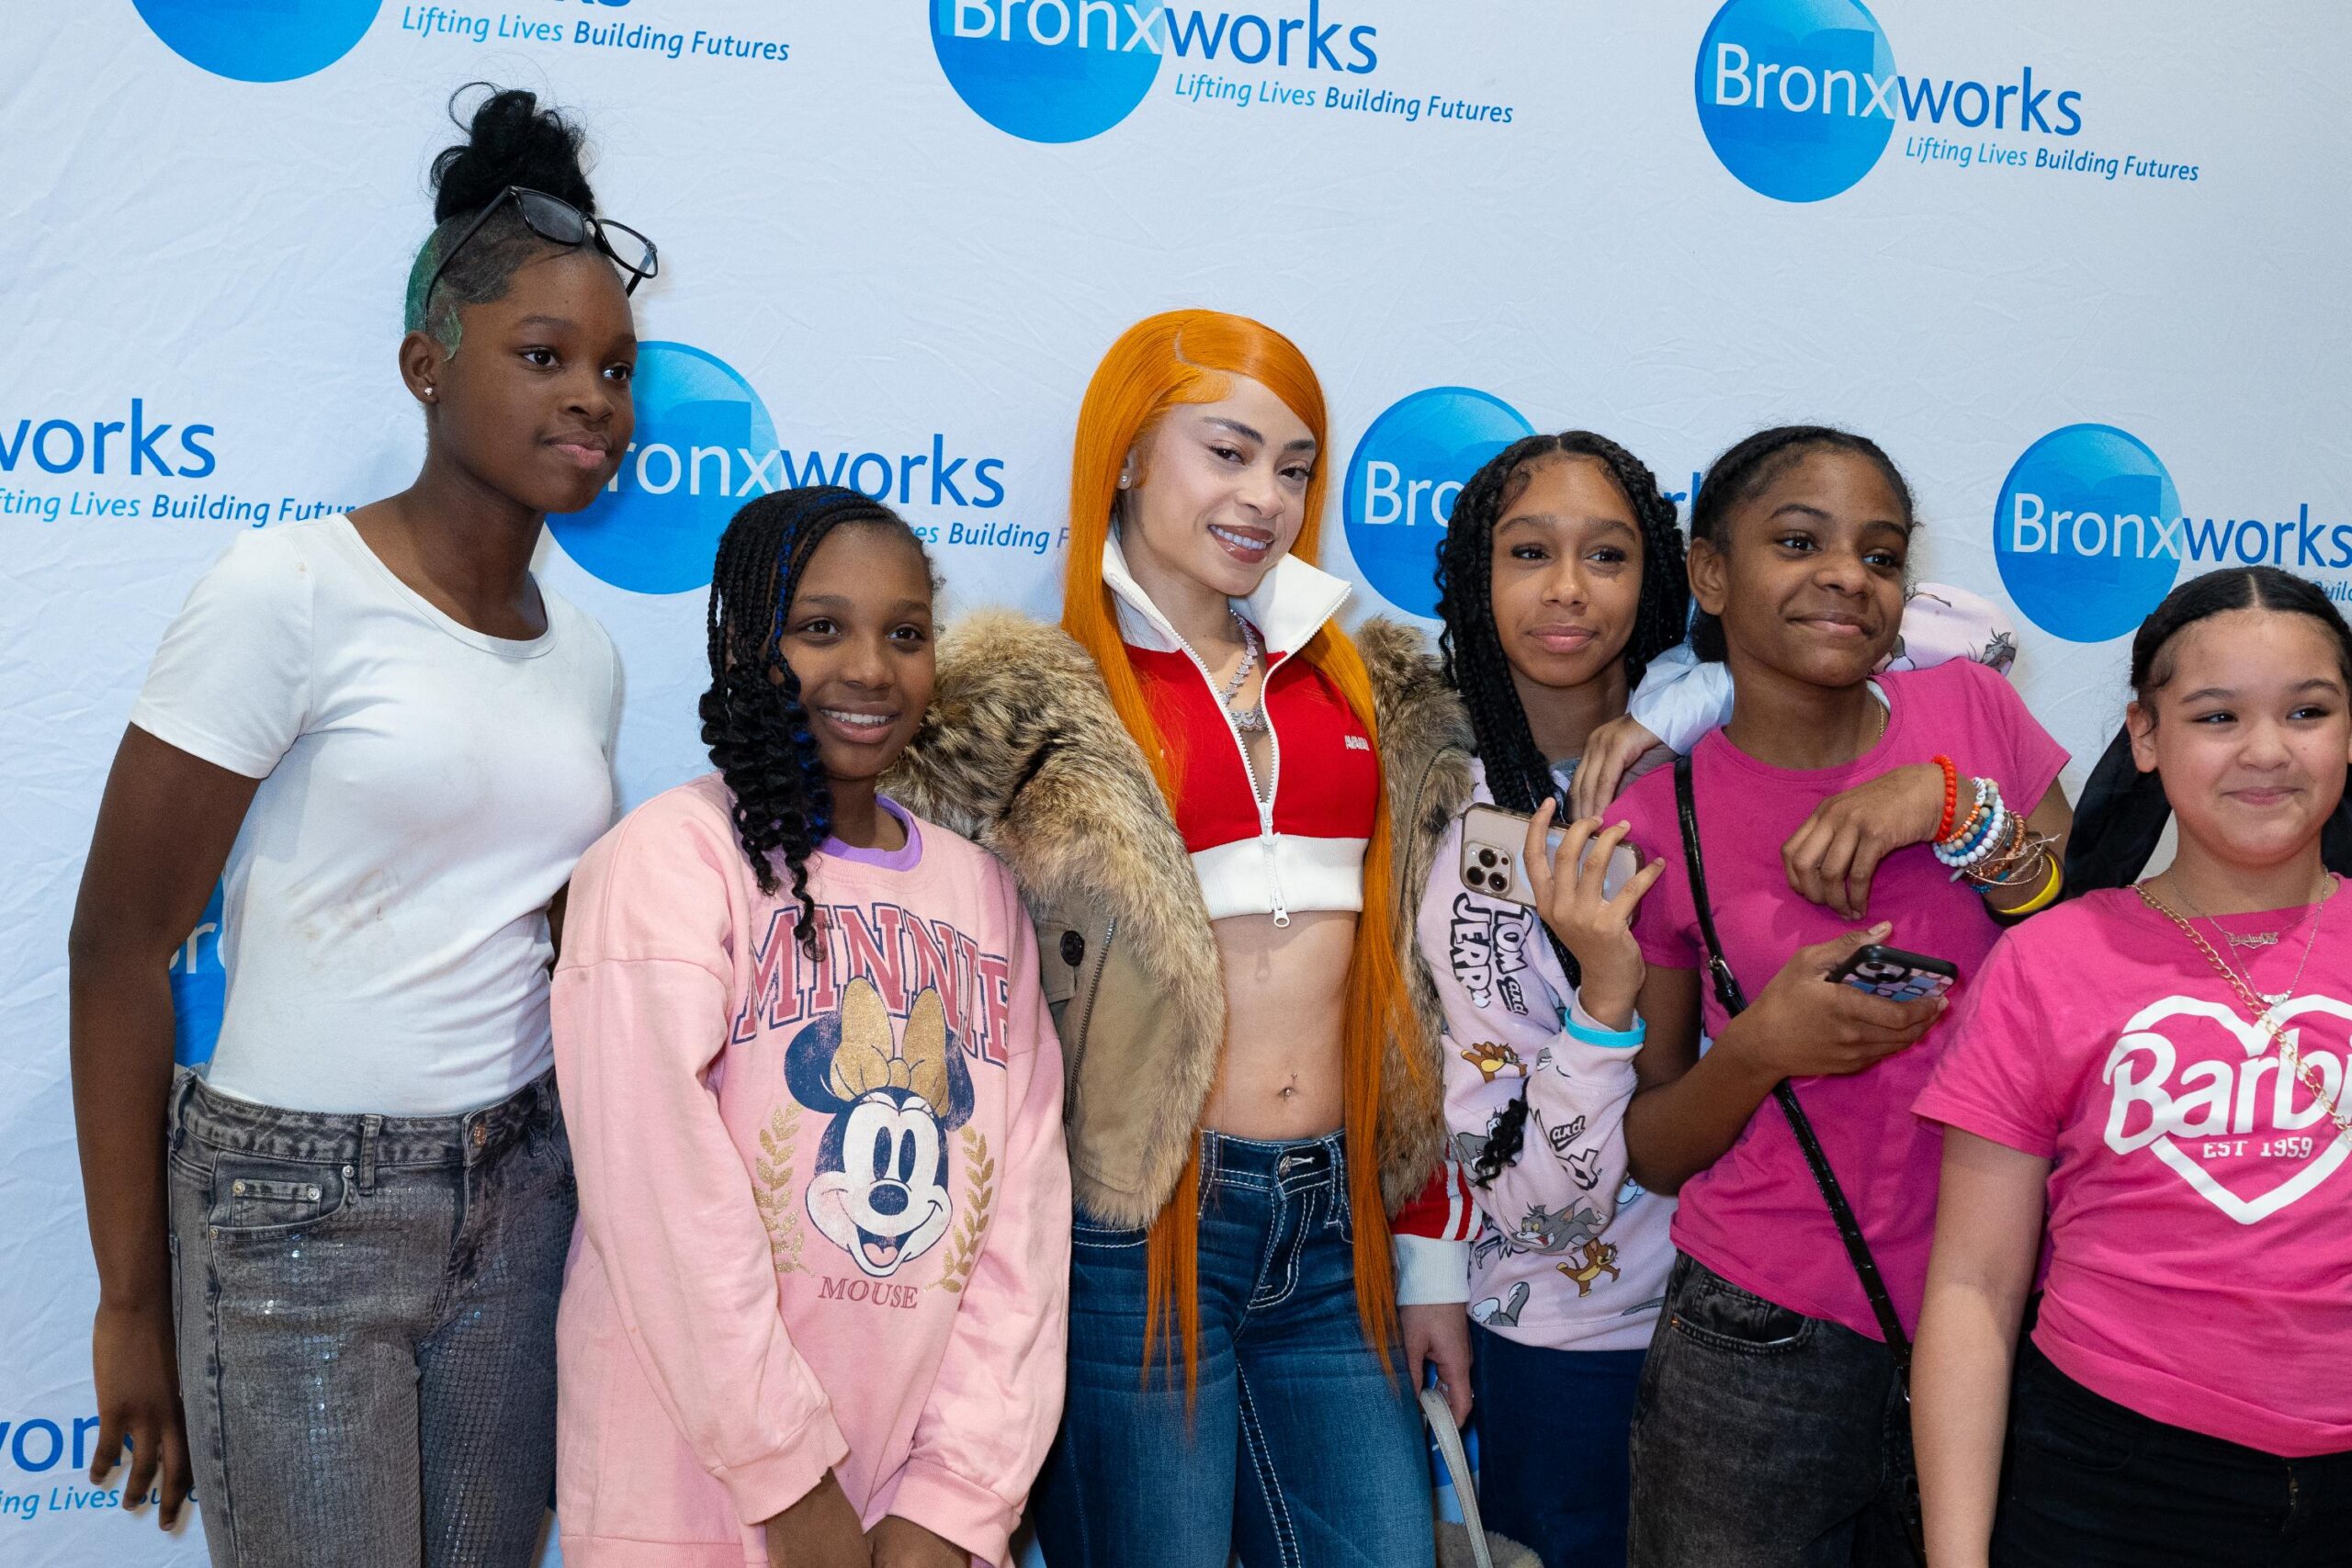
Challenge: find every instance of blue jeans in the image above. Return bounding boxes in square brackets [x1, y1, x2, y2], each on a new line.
[167, 1069, 573, 1568]
[1994, 1340, 2352, 1566]
[1033, 1131, 1435, 1568]
[1471, 1325, 1645, 1568]
[1628, 1254, 1915, 1568]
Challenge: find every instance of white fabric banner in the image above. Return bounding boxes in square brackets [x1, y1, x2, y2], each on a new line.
[5, 2, 2341, 1560]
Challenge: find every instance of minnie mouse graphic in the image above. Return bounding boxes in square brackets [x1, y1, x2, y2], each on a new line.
[784, 976, 976, 1279]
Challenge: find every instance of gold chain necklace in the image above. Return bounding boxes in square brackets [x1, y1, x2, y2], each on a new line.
[2133, 876, 2352, 1146]
[2170, 874, 2327, 1006]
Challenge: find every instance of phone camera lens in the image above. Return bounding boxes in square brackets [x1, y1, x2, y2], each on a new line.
[1476, 849, 1497, 868]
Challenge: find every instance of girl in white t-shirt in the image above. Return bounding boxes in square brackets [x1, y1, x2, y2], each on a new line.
[1916, 566, 2352, 1565]
[67, 87, 649, 1567]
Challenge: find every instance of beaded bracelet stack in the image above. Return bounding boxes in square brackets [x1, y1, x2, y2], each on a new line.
[1929, 755, 2063, 915]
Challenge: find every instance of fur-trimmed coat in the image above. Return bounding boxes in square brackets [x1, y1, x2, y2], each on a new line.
[885, 611, 1475, 1230]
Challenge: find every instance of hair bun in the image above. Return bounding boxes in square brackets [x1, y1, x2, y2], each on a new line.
[429, 84, 594, 223]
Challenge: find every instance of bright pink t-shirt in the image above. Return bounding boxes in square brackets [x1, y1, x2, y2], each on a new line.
[1618, 659, 2067, 1340]
[1917, 885, 2352, 1457]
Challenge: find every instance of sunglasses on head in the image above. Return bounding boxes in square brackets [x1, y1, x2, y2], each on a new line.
[421, 186, 658, 316]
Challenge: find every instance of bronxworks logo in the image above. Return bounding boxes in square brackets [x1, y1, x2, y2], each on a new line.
[552, 342, 1008, 594]
[1341, 388, 1532, 618]
[171, 884, 226, 1069]
[0, 401, 215, 478]
[1694, 0, 2082, 202]
[1996, 424, 2352, 643]
[1996, 426, 2178, 644]
[133, 0, 381, 83]
[932, 0, 1377, 143]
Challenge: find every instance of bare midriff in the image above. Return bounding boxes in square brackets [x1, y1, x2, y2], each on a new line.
[1199, 907, 1354, 1139]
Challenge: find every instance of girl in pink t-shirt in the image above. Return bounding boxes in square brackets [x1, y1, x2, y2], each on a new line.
[1610, 427, 2071, 1565]
[1916, 567, 2352, 1566]
[552, 489, 1069, 1568]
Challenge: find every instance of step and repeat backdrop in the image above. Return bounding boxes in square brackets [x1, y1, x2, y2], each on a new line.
[5, 1, 2346, 1562]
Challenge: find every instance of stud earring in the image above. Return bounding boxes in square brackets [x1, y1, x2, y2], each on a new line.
[1117, 471, 1131, 489]
[423, 385, 436, 400]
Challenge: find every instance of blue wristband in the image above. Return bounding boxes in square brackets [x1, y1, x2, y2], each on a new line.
[1564, 1009, 1645, 1048]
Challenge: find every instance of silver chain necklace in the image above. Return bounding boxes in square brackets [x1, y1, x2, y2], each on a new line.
[1220, 609, 1267, 734]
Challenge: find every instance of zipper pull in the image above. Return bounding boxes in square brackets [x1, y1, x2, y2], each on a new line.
[1262, 833, 1290, 927]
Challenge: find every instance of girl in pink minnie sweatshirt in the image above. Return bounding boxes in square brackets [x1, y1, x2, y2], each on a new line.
[552, 488, 1069, 1568]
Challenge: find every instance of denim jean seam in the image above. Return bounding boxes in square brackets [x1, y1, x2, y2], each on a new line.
[198, 1226, 244, 1568]
[1665, 1312, 1815, 1358]
[1235, 1363, 1302, 1568]
[1267, 1187, 1310, 1311]
[1251, 1179, 1285, 1303]
[1070, 1227, 1148, 1249]
[1250, 1183, 1303, 1313]
[430, 1145, 493, 1328]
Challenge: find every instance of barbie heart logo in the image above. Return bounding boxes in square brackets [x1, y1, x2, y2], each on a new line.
[2103, 994, 2352, 1224]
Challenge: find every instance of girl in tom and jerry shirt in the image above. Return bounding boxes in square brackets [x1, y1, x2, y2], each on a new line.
[552, 488, 1069, 1568]
[1916, 567, 2352, 1565]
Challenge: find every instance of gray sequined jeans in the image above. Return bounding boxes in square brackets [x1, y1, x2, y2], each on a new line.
[166, 1068, 573, 1568]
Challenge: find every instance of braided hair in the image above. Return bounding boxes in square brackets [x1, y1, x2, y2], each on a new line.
[1432, 432, 1690, 1184]
[701, 486, 932, 957]
[404, 85, 605, 352]
[1686, 425, 1915, 661]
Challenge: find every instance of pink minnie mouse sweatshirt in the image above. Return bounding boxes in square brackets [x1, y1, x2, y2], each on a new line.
[551, 774, 1069, 1567]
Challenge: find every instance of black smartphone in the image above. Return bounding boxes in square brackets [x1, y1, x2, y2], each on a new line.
[1826, 943, 1958, 1002]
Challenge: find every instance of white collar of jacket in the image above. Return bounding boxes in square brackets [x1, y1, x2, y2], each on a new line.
[1101, 527, 1352, 659]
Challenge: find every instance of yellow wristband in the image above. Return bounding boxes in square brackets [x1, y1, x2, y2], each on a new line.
[2002, 852, 2064, 916]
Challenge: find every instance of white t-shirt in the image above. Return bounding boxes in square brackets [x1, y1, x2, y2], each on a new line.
[131, 514, 620, 1116]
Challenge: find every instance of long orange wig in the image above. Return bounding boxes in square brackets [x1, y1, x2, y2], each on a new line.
[1060, 309, 1418, 1388]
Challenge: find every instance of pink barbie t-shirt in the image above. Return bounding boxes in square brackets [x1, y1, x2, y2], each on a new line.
[1918, 885, 2352, 1457]
[1616, 659, 2067, 1340]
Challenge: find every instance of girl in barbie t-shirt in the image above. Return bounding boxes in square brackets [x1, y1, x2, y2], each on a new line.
[1916, 566, 2352, 1565]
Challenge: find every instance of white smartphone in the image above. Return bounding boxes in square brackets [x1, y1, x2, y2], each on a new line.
[1458, 803, 1637, 908]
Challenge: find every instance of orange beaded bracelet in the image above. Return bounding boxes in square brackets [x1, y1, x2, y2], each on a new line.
[1932, 754, 1961, 841]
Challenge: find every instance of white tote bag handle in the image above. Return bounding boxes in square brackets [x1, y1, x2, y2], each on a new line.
[1418, 1385, 1494, 1568]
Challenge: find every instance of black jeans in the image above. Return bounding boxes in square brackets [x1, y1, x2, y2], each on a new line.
[1995, 1340, 2352, 1567]
[1628, 1254, 1916, 1568]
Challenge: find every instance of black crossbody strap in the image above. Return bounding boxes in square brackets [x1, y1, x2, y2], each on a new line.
[1672, 753, 1914, 1378]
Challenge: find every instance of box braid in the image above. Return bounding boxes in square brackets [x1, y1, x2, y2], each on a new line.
[1687, 425, 1915, 661]
[1432, 431, 1690, 1184]
[701, 486, 927, 958]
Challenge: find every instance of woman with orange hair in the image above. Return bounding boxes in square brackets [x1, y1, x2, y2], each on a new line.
[889, 310, 1456, 1564]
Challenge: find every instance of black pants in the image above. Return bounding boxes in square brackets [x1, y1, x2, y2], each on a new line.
[1629, 1254, 1917, 1567]
[1996, 1340, 2352, 1567]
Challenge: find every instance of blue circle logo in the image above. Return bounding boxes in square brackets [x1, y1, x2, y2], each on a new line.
[1694, 0, 1896, 202]
[550, 342, 778, 596]
[133, 0, 379, 84]
[930, 0, 1162, 143]
[1342, 388, 1535, 618]
[170, 884, 225, 1068]
[1995, 424, 2183, 645]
